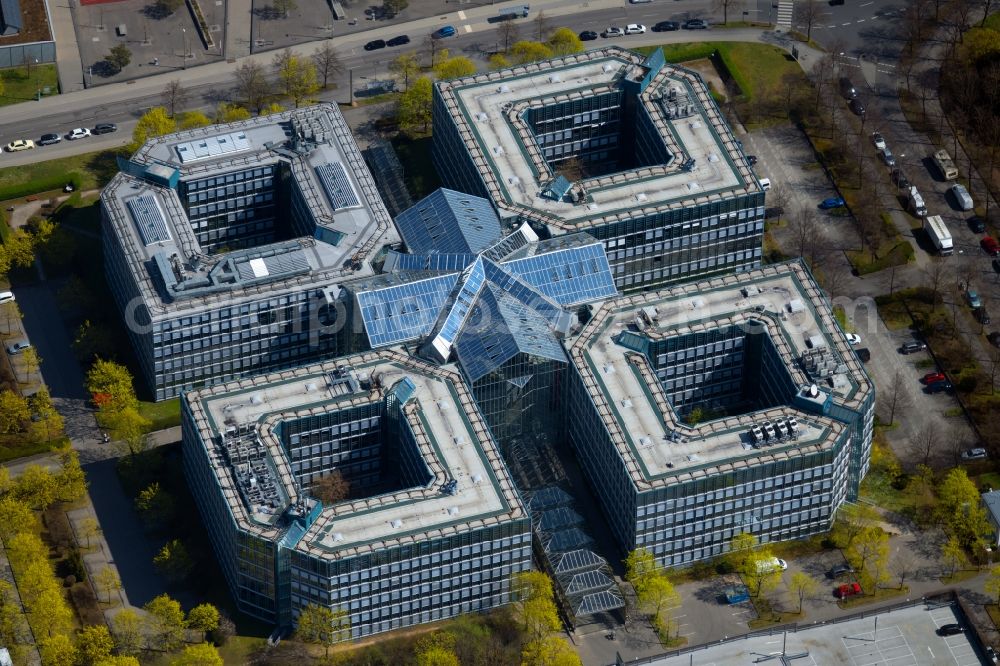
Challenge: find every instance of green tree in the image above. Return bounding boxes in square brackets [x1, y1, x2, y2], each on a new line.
[2, 228, 35, 272]
[383, 0, 408, 16]
[511, 571, 560, 642]
[624, 547, 657, 594]
[96, 567, 122, 605]
[215, 103, 251, 123]
[29, 386, 63, 443]
[95, 657, 141, 666]
[0, 390, 29, 433]
[153, 539, 194, 583]
[434, 55, 476, 80]
[741, 551, 782, 598]
[414, 632, 459, 666]
[831, 502, 880, 548]
[30, 587, 73, 638]
[13, 464, 56, 509]
[259, 102, 284, 115]
[788, 571, 818, 613]
[79, 516, 101, 549]
[77, 624, 115, 665]
[106, 45, 132, 74]
[86, 359, 139, 413]
[273, 48, 319, 108]
[488, 53, 511, 70]
[521, 635, 581, 666]
[397, 76, 433, 134]
[637, 575, 680, 636]
[110, 608, 141, 654]
[55, 448, 87, 503]
[186, 603, 220, 642]
[986, 564, 1000, 604]
[177, 111, 212, 129]
[20, 345, 40, 384]
[144, 594, 186, 651]
[128, 107, 176, 153]
[170, 643, 223, 666]
[135, 482, 175, 531]
[0, 497, 36, 542]
[510, 41, 553, 64]
[727, 531, 758, 572]
[0, 581, 27, 650]
[390, 53, 421, 91]
[846, 526, 890, 593]
[937, 468, 992, 547]
[105, 407, 151, 456]
[546, 27, 584, 56]
[38, 634, 77, 666]
[942, 535, 968, 577]
[312, 41, 343, 89]
[296, 604, 350, 656]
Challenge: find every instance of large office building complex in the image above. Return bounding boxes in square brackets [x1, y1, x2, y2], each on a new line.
[181, 351, 531, 633]
[564, 262, 874, 566]
[432, 46, 765, 292]
[102, 105, 399, 400]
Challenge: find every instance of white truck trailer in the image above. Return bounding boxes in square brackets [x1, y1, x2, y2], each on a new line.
[924, 214, 953, 255]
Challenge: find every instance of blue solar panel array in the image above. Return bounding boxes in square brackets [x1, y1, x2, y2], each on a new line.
[394, 188, 502, 255]
[426, 258, 488, 354]
[503, 243, 618, 306]
[315, 162, 361, 210]
[384, 251, 477, 273]
[356, 273, 460, 347]
[126, 194, 172, 246]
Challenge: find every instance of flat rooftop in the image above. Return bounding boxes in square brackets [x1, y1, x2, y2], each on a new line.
[567, 262, 873, 490]
[639, 601, 982, 666]
[435, 46, 760, 231]
[183, 350, 525, 559]
[102, 104, 398, 318]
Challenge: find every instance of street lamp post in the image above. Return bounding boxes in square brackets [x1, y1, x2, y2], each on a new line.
[182, 28, 188, 69]
[34, 59, 40, 101]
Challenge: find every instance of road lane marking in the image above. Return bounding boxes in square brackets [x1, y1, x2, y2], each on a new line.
[458, 10, 466, 19]
[463, 24, 473, 33]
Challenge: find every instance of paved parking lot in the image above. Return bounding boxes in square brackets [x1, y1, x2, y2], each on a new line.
[638, 602, 985, 666]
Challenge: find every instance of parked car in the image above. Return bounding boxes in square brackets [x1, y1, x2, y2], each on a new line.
[67, 128, 91, 140]
[5, 340, 31, 355]
[985, 645, 997, 663]
[6, 139, 34, 152]
[624, 24, 646, 34]
[970, 216, 987, 233]
[92, 123, 118, 135]
[835, 582, 862, 598]
[38, 133, 61, 146]
[746, 155, 758, 166]
[602, 26, 624, 37]
[976, 307, 992, 325]
[938, 623, 964, 636]
[872, 131, 886, 150]
[433, 25, 456, 38]
[967, 289, 982, 308]
[983, 236, 1000, 256]
[754, 557, 787, 574]
[828, 563, 855, 578]
[990, 332, 1000, 348]
[839, 77, 857, 99]
[879, 147, 896, 167]
[387, 35, 410, 47]
[891, 168, 911, 190]
[961, 448, 988, 461]
[845, 333, 862, 345]
[993, 258, 1000, 274]
[0, 291, 14, 304]
[652, 20, 679, 31]
[849, 99, 866, 116]
[818, 196, 846, 210]
[901, 341, 927, 354]
[364, 39, 386, 50]
[922, 372, 946, 384]
[855, 348, 871, 362]
[926, 379, 954, 393]
[579, 30, 599, 40]
[723, 586, 750, 604]
[950, 183, 974, 211]
[683, 19, 709, 29]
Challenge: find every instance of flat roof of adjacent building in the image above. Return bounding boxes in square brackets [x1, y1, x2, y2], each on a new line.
[101, 104, 398, 319]
[567, 262, 873, 491]
[183, 350, 525, 559]
[435, 46, 760, 232]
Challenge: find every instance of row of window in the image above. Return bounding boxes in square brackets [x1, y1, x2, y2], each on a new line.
[616, 251, 762, 286]
[641, 488, 835, 533]
[185, 166, 277, 190]
[185, 178, 274, 204]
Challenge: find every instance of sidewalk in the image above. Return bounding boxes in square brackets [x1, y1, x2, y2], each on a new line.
[49, 0, 86, 93]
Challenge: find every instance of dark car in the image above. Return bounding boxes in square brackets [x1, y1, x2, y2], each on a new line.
[855, 348, 871, 363]
[926, 379, 954, 393]
[818, 196, 846, 210]
[850, 99, 866, 116]
[829, 563, 855, 578]
[683, 19, 709, 29]
[901, 341, 927, 354]
[891, 168, 911, 190]
[92, 123, 117, 135]
[364, 39, 386, 51]
[653, 21, 679, 31]
[38, 133, 61, 146]
[387, 35, 410, 47]
[990, 332, 1000, 348]
[977, 307, 992, 325]
[579, 30, 599, 41]
[970, 216, 987, 233]
[746, 155, 758, 166]
[938, 623, 964, 636]
[993, 259, 1000, 274]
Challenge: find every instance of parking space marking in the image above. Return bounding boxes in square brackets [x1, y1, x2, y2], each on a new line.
[842, 626, 918, 666]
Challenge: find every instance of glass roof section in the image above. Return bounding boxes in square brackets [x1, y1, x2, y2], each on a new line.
[394, 188, 502, 255]
[503, 242, 618, 306]
[356, 273, 460, 347]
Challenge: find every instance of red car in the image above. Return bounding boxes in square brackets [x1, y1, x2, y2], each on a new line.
[922, 372, 946, 384]
[982, 237, 1000, 256]
[835, 582, 862, 598]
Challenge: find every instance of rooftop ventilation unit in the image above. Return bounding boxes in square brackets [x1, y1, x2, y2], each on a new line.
[250, 394, 263, 405]
[390, 519, 403, 529]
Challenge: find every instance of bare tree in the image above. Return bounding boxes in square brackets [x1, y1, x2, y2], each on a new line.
[496, 20, 520, 53]
[533, 10, 550, 40]
[793, 0, 823, 41]
[312, 41, 343, 89]
[879, 369, 911, 425]
[923, 260, 947, 304]
[311, 470, 350, 504]
[788, 207, 824, 266]
[233, 60, 270, 114]
[162, 79, 187, 118]
[713, 0, 737, 25]
[915, 422, 942, 467]
[891, 551, 918, 590]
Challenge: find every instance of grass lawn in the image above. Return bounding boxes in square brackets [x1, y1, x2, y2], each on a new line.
[0, 64, 59, 106]
[837, 585, 909, 609]
[138, 398, 182, 431]
[987, 604, 1000, 631]
[846, 241, 915, 275]
[978, 472, 1000, 490]
[0, 149, 119, 200]
[940, 569, 980, 585]
[748, 596, 802, 629]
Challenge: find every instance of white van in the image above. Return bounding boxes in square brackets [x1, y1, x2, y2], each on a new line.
[754, 557, 788, 574]
[759, 178, 772, 191]
[0, 291, 13, 304]
[950, 184, 974, 211]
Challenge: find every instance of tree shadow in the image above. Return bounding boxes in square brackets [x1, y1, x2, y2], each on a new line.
[90, 61, 119, 79]
[253, 6, 286, 20]
[141, 3, 172, 20]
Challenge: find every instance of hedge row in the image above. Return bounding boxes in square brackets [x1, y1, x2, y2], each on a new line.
[0, 172, 82, 203]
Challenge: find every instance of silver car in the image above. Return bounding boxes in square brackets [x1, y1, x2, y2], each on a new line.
[6, 340, 31, 355]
